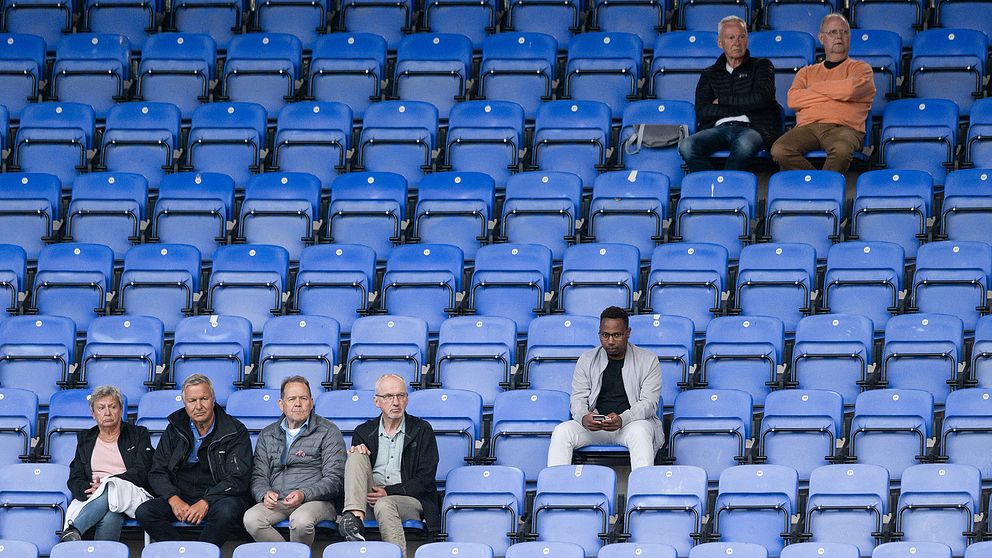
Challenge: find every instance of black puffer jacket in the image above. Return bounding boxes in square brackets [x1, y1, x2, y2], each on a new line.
[694, 51, 783, 147]
[68, 422, 155, 502]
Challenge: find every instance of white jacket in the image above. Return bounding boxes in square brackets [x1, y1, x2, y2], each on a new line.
[64, 475, 152, 529]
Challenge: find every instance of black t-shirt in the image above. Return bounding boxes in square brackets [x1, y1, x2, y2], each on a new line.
[595, 357, 631, 416]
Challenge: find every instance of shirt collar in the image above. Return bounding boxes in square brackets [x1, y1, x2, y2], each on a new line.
[378, 416, 406, 438]
[190, 419, 214, 442]
[281, 416, 310, 434]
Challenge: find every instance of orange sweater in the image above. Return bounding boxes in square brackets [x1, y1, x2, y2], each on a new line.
[787, 58, 875, 133]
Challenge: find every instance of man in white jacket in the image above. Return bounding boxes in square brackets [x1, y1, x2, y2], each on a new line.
[547, 306, 664, 470]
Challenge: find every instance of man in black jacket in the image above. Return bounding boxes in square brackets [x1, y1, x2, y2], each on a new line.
[135, 374, 253, 547]
[678, 15, 781, 172]
[337, 373, 439, 558]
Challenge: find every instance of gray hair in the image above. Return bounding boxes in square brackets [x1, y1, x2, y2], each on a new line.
[89, 385, 124, 412]
[374, 374, 408, 395]
[181, 373, 215, 398]
[820, 12, 850, 32]
[717, 15, 747, 35]
[280, 375, 312, 399]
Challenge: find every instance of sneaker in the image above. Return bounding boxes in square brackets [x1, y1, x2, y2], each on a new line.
[338, 511, 366, 541]
[59, 527, 82, 543]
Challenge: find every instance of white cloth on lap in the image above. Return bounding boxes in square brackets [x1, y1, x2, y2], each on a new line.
[64, 475, 152, 528]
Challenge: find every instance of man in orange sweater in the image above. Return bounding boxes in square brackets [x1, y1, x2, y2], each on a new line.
[771, 13, 875, 173]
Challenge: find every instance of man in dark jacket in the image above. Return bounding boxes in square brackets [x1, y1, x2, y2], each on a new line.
[337, 373, 439, 558]
[135, 374, 253, 547]
[678, 15, 781, 172]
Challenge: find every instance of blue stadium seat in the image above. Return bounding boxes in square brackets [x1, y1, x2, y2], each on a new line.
[418, 543, 495, 558]
[0, 173, 59, 261]
[872, 543, 952, 558]
[649, 32, 720, 104]
[206, 244, 290, 333]
[880, 99, 959, 185]
[972, 315, 992, 388]
[645, 243, 728, 335]
[101, 102, 182, 189]
[408, 389, 482, 484]
[252, 0, 329, 49]
[413, 172, 495, 259]
[533, 465, 616, 556]
[223, 33, 302, 116]
[337, 0, 412, 50]
[151, 172, 235, 261]
[591, 0, 665, 45]
[735, 243, 816, 332]
[187, 102, 268, 190]
[940, 169, 992, 243]
[791, 314, 875, 407]
[506, 543, 585, 558]
[522, 314, 599, 393]
[66, 172, 148, 259]
[677, 0, 750, 31]
[762, 0, 835, 37]
[895, 464, 982, 555]
[169, 0, 244, 49]
[822, 241, 905, 330]
[45, 389, 126, 465]
[444, 100, 525, 189]
[713, 465, 798, 558]
[135, 389, 182, 446]
[0, 463, 71, 555]
[504, 0, 580, 50]
[674, 171, 758, 260]
[965, 100, 992, 168]
[119, 244, 201, 333]
[588, 171, 670, 258]
[618, 100, 695, 189]
[170, 315, 253, 404]
[757, 390, 843, 481]
[488, 389, 570, 484]
[533, 101, 612, 188]
[358, 101, 438, 189]
[0, 316, 75, 405]
[0, 34, 46, 118]
[294, 244, 376, 336]
[272, 101, 352, 192]
[622, 465, 707, 557]
[381, 244, 464, 333]
[910, 30, 988, 116]
[600, 544, 677, 558]
[226, 388, 281, 448]
[394, 33, 472, 120]
[0, 0, 70, 49]
[500, 171, 583, 260]
[564, 32, 643, 117]
[308, 33, 387, 121]
[51, 34, 130, 118]
[747, 31, 816, 122]
[421, 0, 497, 49]
[764, 170, 846, 261]
[882, 314, 964, 405]
[0, 245, 24, 317]
[0, 388, 36, 466]
[780, 546, 859, 558]
[434, 316, 517, 408]
[239, 172, 321, 261]
[233, 542, 311, 558]
[938, 388, 992, 481]
[805, 464, 890, 556]
[13, 103, 95, 188]
[850, 389, 933, 481]
[850, 0, 925, 47]
[468, 243, 551, 335]
[910, 241, 991, 332]
[143, 541, 221, 557]
[689, 543, 766, 558]
[345, 315, 429, 390]
[136, 33, 216, 119]
[849, 30, 903, 120]
[700, 316, 785, 406]
[257, 315, 339, 391]
[326, 172, 407, 261]
[82, 0, 158, 50]
[314, 390, 376, 447]
[80, 315, 163, 405]
[669, 389, 752, 481]
[52, 540, 129, 557]
[479, 33, 558, 121]
[33, 243, 114, 332]
[628, 314, 694, 413]
[852, 170, 934, 259]
[559, 243, 641, 316]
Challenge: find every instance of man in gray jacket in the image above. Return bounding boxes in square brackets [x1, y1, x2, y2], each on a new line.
[547, 306, 664, 470]
[243, 375, 346, 546]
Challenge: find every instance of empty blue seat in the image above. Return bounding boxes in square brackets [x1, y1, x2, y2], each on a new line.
[533, 101, 612, 189]
[940, 169, 992, 243]
[407, 389, 483, 484]
[805, 464, 890, 556]
[669, 389, 752, 481]
[688, 542, 766, 558]
[314, 390, 376, 447]
[294, 244, 376, 336]
[910, 30, 988, 116]
[479, 33, 558, 121]
[618, 100, 695, 189]
[257, 315, 339, 391]
[240, 172, 321, 261]
[444, 100, 525, 189]
[417, 543, 495, 558]
[0, 173, 61, 260]
[910, 241, 992, 332]
[143, 541, 221, 558]
[223, 33, 302, 116]
[101, 102, 182, 189]
[504, 0, 580, 50]
[358, 101, 438, 189]
[588, 171, 670, 258]
[792, 314, 875, 407]
[338, 0, 412, 50]
[880, 99, 959, 185]
[872, 543, 953, 558]
[628, 314, 694, 413]
[413, 172, 495, 259]
[850, 0, 924, 47]
[489, 389, 570, 484]
[762, 0, 834, 36]
[80, 315, 163, 405]
[965, 100, 992, 167]
[565, 32, 643, 117]
[33, 243, 114, 332]
[591, 0, 665, 45]
[82, 0, 158, 51]
[649, 32, 720, 104]
[506, 543, 585, 558]
[0, 34, 46, 118]
[187, 102, 268, 189]
[206, 244, 290, 333]
[700, 316, 785, 406]
[735, 243, 816, 332]
[435, 316, 517, 408]
[757, 390, 843, 481]
[135, 389, 182, 446]
[119, 244, 201, 333]
[13, 103, 95, 188]
[0, 0, 70, 49]
[674, 171, 757, 260]
[822, 241, 905, 330]
[151, 172, 235, 261]
[232, 542, 310, 558]
[646, 243, 728, 335]
[747, 31, 816, 122]
[600, 544, 676, 558]
[677, 0, 751, 30]
[522, 314, 599, 393]
[882, 314, 964, 405]
[469, 243, 552, 335]
[852, 170, 934, 259]
[500, 171, 583, 260]
[169, 316, 252, 405]
[713, 465, 798, 557]
[169, 0, 244, 49]
[272, 101, 353, 191]
[0, 463, 71, 555]
[226, 388, 281, 448]
[0, 316, 75, 405]
[253, 0, 330, 49]
[345, 315, 429, 390]
[765, 170, 846, 261]
[558, 243, 640, 316]
[939, 388, 992, 481]
[533, 465, 616, 556]
[66, 172, 149, 259]
[622, 465, 707, 557]
[326, 172, 407, 261]
[849, 29, 903, 119]
[308, 33, 386, 120]
[51, 34, 130, 118]
[966, 543, 992, 558]
[394, 33, 472, 120]
[0, 388, 36, 466]
[52, 540, 129, 558]
[381, 244, 463, 333]
[896, 464, 982, 555]
[850, 389, 933, 481]
[421, 0, 496, 49]
[137, 33, 216, 119]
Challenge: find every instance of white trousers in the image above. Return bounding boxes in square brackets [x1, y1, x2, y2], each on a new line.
[547, 419, 657, 470]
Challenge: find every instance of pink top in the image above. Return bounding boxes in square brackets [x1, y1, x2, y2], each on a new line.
[91, 437, 127, 482]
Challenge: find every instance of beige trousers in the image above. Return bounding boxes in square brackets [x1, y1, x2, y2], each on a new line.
[343, 452, 424, 558]
[243, 500, 336, 546]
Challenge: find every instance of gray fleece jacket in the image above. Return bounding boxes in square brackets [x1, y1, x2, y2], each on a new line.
[250, 412, 346, 503]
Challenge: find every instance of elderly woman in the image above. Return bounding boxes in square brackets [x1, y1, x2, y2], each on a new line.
[61, 385, 154, 541]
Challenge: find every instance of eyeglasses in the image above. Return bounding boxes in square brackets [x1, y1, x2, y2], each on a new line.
[822, 28, 850, 37]
[599, 331, 626, 340]
[375, 393, 409, 402]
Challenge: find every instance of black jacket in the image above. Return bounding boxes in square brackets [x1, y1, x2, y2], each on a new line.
[68, 422, 155, 502]
[146, 404, 253, 504]
[694, 51, 782, 147]
[352, 413, 440, 535]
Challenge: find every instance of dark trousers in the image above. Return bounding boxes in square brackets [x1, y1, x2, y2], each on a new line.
[135, 495, 250, 548]
[678, 123, 765, 173]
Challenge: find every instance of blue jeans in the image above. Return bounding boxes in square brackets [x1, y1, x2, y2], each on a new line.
[69, 489, 125, 540]
[678, 123, 765, 173]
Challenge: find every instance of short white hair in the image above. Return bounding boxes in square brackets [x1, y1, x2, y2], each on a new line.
[718, 15, 747, 35]
[374, 374, 407, 394]
[820, 12, 850, 32]
[181, 373, 215, 398]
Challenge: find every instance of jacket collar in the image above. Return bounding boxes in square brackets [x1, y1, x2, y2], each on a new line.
[166, 404, 237, 441]
[714, 51, 753, 71]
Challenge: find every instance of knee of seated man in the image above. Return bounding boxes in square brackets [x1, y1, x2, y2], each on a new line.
[374, 496, 399, 517]
[243, 505, 267, 529]
[289, 509, 317, 532]
[210, 499, 243, 523]
[824, 139, 855, 158]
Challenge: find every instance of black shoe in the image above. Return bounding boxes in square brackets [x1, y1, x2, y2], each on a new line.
[338, 511, 366, 541]
[58, 527, 82, 543]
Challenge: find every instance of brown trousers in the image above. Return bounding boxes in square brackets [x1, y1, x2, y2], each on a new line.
[771, 122, 865, 173]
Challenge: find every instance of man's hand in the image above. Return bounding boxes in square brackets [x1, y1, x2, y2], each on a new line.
[263, 490, 279, 510]
[283, 490, 305, 508]
[600, 413, 623, 432]
[366, 485, 388, 506]
[184, 499, 209, 525]
[168, 495, 190, 521]
[349, 444, 371, 455]
[581, 412, 603, 431]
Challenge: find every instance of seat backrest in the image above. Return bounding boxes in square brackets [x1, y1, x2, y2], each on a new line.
[884, 313, 964, 358]
[882, 99, 959, 141]
[37, 243, 114, 284]
[562, 243, 641, 286]
[86, 315, 164, 359]
[680, 171, 759, 216]
[105, 102, 182, 147]
[0, 244, 26, 294]
[650, 243, 729, 283]
[0, 540, 38, 558]
[915, 240, 992, 279]
[55, 33, 129, 71]
[71, 172, 149, 216]
[899, 463, 981, 508]
[854, 389, 934, 437]
[705, 316, 785, 360]
[232, 542, 311, 558]
[689, 543, 768, 558]
[417, 172, 496, 215]
[872, 543, 952, 558]
[620, 100, 696, 140]
[417, 543, 495, 558]
[738, 243, 816, 284]
[568, 32, 643, 77]
[173, 315, 253, 360]
[651, 31, 721, 64]
[350, 315, 430, 356]
[505, 542, 585, 558]
[504, 171, 583, 210]
[717, 464, 799, 510]
[492, 389, 570, 423]
[51, 541, 129, 558]
[599, 544, 678, 558]
[261, 315, 340, 353]
[767, 170, 846, 210]
[157, 172, 235, 217]
[536, 464, 616, 513]
[673, 389, 753, 436]
[0, 33, 46, 71]
[473, 243, 553, 290]
[322, 542, 402, 558]
[18, 102, 96, 148]
[212, 244, 290, 279]
[142, 541, 222, 558]
[312, 32, 387, 69]
[526, 314, 600, 348]
[808, 463, 889, 508]
[136, 390, 183, 424]
[626, 465, 708, 514]
[748, 31, 817, 68]
[385, 244, 465, 290]
[226, 388, 282, 421]
[0, 173, 62, 220]
[855, 170, 935, 216]
[591, 170, 670, 212]
[142, 33, 217, 81]
[314, 390, 378, 430]
[444, 465, 526, 515]
[439, 316, 517, 353]
[298, 244, 377, 287]
[397, 33, 472, 68]
[481, 32, 558, 71]
[407, 388, 483, 438]
[850, 30, 903, 74]
[535, 101, 612, 139]
[448, 101, 526, 147]
[0, 387, 37, 438]
[825, 241, 905, 289]
[943, 168, 992, 198]
[226, 33, 302, 78]
[190, 102, 268, 147]
[329, 172, 408, 216]
[276, 102, 353, 142]
[362, 101, 439, 146]
[123, 244, 202, 291]
[912, 29, 988, 70]
[763, 389, 843, 437]
[0, 314, 76, 356]
[794, 314, 875, 359]
[244, 172, 322, 217]
[627, 315, 695, 358]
